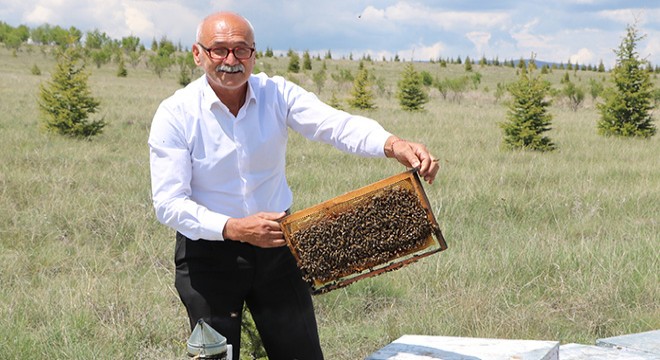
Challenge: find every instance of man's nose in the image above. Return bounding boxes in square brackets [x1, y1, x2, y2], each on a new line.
[223, 51, 240, 64]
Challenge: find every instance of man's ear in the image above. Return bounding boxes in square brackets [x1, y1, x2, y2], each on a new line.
[192, 44, 203, 66]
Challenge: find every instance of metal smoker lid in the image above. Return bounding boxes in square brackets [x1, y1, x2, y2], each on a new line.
[187, 319, 228, 358]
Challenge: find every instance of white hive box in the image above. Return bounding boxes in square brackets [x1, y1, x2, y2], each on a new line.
[365, 335, 559, 360]
[597, 330, 660, 355]
[560, 343, 660, 360]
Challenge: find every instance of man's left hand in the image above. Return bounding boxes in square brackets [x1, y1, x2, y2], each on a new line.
[385, 136, 440, 184]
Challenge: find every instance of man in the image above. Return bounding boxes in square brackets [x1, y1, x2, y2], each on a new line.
[148, 11, 439, 360]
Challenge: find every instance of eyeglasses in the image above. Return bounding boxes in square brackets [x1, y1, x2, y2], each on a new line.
[197, 43, 255, 60]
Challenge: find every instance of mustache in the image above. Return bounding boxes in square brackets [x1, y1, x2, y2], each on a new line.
[215, 64, 245, 73]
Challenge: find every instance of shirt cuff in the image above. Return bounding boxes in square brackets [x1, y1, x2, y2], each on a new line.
[372, 131, 393, 157]
[198, 210, 231, 241]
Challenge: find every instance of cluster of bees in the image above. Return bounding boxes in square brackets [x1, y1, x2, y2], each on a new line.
[290, 186, 433, 283]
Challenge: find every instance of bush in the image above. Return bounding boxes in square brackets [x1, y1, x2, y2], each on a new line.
[434, 76, 470, 103]
[420, 70, 433, 86]
[562, 80, 585, 112]
[588, 78, 604, 101]
[31, 64, 41, 75]
[116, 57, 128, 78]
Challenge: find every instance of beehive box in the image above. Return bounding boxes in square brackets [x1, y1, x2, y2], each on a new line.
[280, 169, 447, 294]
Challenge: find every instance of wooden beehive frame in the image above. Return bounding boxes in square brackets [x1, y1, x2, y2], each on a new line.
[280, 169, 447, 294]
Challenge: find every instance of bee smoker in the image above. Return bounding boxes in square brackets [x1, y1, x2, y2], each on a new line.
[187, 319, 233, 359]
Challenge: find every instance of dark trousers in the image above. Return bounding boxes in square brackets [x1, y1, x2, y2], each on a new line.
[174, 232, 324, 360]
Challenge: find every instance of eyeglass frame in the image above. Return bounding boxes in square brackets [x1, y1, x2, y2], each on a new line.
[196, 42, 255, 60]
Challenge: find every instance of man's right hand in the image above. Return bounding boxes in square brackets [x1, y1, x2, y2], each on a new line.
[223, 212, 288, 248]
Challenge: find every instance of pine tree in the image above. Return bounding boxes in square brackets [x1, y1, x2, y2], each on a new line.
[464, 57, 473, 72]
[500, 65, 555, 151]
[177, 51, 195, 87]
[287, 51, 300, 73]
[328, 92, 344, 111]
[264, 47, 274, 57]
[348, 62, 376, 109]
[302, 50, 312, 71]
[397, 63, 428, 111]
[597, 24, 656, 137]
[38, 48, 105, 138]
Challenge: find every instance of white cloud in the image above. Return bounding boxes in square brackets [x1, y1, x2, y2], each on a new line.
[597, 8, 648, 25]
[360, 5, 385, 20]
[101, 1, 201, 44]
[406, 41, 445, 61]
[466, 31, 491, 55]
[13, 0, 204, 44]
[641, 30, 660, 64]
[570, 48, 594, 65]
[24, 5, 55, 24]
[360, 2, 509, 30]
[122, 3, 156, 38]
[510, 18, 555, 51]
[506, 21, 608, 65]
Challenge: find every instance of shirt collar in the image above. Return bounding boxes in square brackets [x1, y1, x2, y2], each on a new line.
[245, 76, 257, 105]
[201, 75, 257, 110]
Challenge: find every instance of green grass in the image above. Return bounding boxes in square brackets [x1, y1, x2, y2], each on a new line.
[1, 47, 658, 359]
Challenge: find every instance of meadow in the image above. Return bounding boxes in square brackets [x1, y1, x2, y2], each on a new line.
[0, 47, 658, 359]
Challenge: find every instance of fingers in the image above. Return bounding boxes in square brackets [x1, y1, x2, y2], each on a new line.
[258, 211, 287, 221]
[392, 140, 440, 184]
[257, 211, 288, 247]
[244, 231, 287, 248]
[225, 212, 289, 247]
[252, 213, 287, 247]
[421, 158, 440, 184]
[264, 238, 287, 248]
[413, 145, 439, 184]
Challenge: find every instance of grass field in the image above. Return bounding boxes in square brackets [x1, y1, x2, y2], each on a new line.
[0, 47, 658, 359]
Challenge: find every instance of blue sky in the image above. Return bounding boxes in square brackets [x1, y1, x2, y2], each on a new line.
[2, 1, 660, 67]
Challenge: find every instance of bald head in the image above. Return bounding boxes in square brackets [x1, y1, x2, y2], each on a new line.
[196, 12, 255, 45]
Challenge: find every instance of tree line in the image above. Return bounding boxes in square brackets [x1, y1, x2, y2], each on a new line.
[1, 21, 656, 144]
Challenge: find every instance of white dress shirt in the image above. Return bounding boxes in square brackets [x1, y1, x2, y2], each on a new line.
[148, 73, 392, 240]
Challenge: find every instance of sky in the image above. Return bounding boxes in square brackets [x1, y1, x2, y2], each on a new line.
[2, 0, 660, 68]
